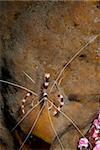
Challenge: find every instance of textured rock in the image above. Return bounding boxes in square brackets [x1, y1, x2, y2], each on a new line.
[0, 1, 100, 149]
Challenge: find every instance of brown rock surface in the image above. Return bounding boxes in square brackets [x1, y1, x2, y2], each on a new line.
[0, 1, 100, 150]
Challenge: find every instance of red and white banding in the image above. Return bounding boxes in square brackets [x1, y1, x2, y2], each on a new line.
[21, 92, 32, 114]
[43, 73, 50, 100]
[53, 94, 64, 116]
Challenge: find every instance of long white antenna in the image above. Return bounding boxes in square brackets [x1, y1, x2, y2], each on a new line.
[0, 80, 37, 96]
[49, 33, 100, 93]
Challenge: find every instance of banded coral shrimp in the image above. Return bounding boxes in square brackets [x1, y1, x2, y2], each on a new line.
[0, 33, 100, 150]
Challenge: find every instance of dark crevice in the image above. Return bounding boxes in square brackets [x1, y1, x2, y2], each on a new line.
[1, 61, 20, 149]
[3, 100, 19, 149]
[26, 135, 51, 150]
